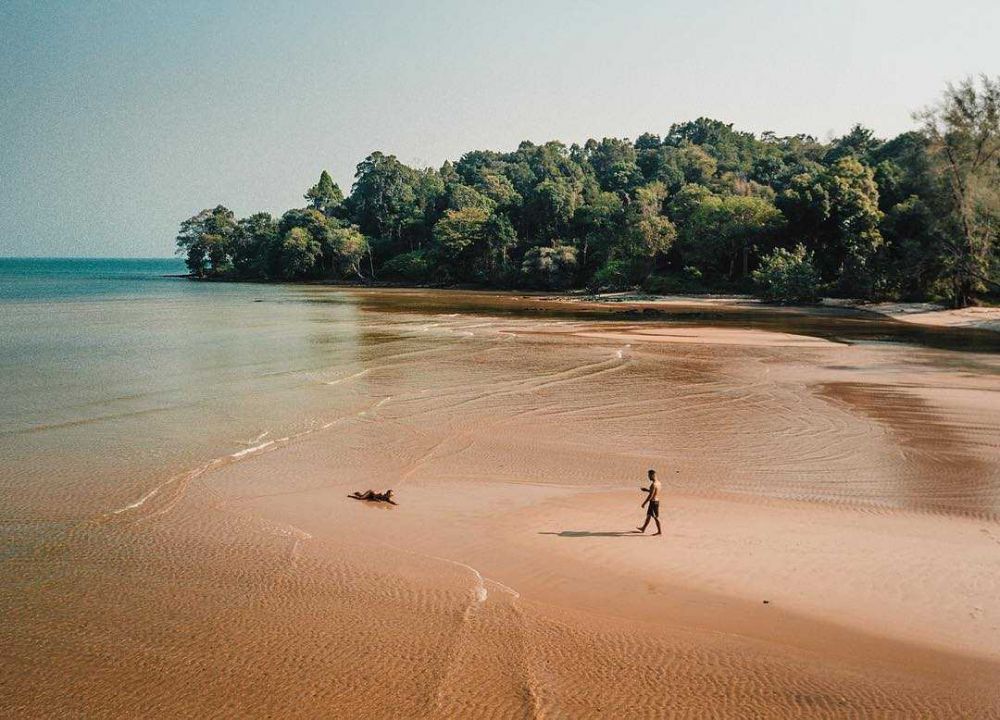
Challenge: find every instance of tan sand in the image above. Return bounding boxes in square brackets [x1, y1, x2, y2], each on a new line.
[3, 293, 1000, 718]
[549, 290, 1000, 333]
[865, 302, 1000, 332]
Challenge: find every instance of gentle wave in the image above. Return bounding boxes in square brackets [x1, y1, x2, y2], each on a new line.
[231, 440, 275, 458]
[108, 396, 393, 522]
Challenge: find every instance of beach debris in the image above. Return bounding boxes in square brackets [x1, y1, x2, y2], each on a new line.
[349, 489, 397, 505]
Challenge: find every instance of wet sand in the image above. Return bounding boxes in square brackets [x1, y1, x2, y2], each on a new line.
[3, 289, 1000, 717]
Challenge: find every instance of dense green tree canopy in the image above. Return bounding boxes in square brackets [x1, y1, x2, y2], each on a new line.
[177, 78, 998, 306]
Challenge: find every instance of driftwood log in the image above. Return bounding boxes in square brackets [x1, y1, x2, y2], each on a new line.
[348, 489, 397, 505]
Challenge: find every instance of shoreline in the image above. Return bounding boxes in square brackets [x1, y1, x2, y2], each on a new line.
[538, 290, 1000, 332]
[176, 273, 1000, 333]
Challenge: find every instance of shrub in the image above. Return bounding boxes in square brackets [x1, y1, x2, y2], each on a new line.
[642, 266, 706, 295]
[519, 245, 578, 290]
[751, 244, 820, 303]
[591, 259, 630, 291]
[380, 250, 432, 282]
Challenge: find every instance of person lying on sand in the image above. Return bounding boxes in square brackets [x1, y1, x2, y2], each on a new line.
[636, 469, 662, 535]
[349, 489, 397, 505]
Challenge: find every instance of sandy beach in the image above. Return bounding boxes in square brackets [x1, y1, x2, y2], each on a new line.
[863, 302, 1000, 332]
[539, 290, 1000, 333]
[3, 288, 999, 718]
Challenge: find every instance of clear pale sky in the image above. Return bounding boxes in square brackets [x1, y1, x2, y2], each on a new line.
[1, 0, 997, 257]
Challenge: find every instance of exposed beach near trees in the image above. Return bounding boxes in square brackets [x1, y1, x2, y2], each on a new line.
[542, 290, 1000, 331]
[2, 262, 998, 717]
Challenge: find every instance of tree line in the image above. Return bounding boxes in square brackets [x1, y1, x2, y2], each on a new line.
[177, 77, 999, 306]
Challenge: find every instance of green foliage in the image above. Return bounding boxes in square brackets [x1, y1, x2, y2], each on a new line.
[591, 259, 630, 291]
[613, 182, 676, 283]
[432, 206, 490, 278]
[825, 124, 881, 164]
[528, 178, 579, 241]
[520, 245, 578, 289]
[176, 78, 994, 303]
[277, 208, 364, 279]
[752, 245, 820, 303]
[665, 118, 760, 173]
[175, 205, 236, 277]
[643, 267, 706, 295]
[775, 157, 883, 297]
[328, 225, 368, 278]
[279, 227, 321, 279]
[585, 137, 642, 193]
[876, 196, 942, 300]
[445, 184, 494, 212]
[826, 157, 884, 297]
[350, 152, 421, 250]
[380, 250, 432, 282]
[915, 75, 1000, 306]
[681, 194, 782, 282]
[482, 214, 518, 283]
[304, 170, 344, 216]
[232, 212, 278, 278]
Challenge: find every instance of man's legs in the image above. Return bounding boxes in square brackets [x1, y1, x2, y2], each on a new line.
[637, 507, 652, 532]
[651, 502, 662, 535]
[638, 503, 662, 535]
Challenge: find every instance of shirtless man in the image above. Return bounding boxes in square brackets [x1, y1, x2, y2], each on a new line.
[636, 469, 662, 535]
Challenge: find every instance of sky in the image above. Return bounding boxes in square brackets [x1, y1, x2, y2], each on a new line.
[1, 0, 997, 258]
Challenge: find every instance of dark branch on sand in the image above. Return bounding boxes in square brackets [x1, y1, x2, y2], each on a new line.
[349, 489, 397, 505]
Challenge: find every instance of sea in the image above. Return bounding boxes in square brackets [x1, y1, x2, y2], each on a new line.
[0, 258, 393, 553]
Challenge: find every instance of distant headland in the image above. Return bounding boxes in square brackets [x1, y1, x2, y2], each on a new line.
[177, 77, 999, 309]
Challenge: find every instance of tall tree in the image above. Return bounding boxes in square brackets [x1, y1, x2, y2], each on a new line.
[684, 195, 783, 281]
[916, 75, 1000, 306]
[585, 137, 643, 193]
[232, 212, 278, 278]
[777, 158, 883, 296]
[278, 227, 321, 279]
[614, 182, 676, 282]
[432, 206, 491, 281]
[175, 205, 236, 277]
[304, 170, 344, 216]
[350, 152, 417, 247]
[825, 157, 885, 296]
[826, 124, 881, 163]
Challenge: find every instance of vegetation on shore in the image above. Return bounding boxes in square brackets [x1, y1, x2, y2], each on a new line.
[178, 78, 999, 306]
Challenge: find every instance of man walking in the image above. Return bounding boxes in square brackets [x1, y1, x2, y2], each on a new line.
[636, 469, 662, 535]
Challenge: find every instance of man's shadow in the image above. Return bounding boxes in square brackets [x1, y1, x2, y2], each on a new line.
[539, 530, 643, 538]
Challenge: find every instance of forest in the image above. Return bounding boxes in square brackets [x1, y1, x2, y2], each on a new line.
[177, 77, 999, 306]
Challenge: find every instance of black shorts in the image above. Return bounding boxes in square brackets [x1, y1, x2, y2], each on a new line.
[647, 500, 659, 518]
